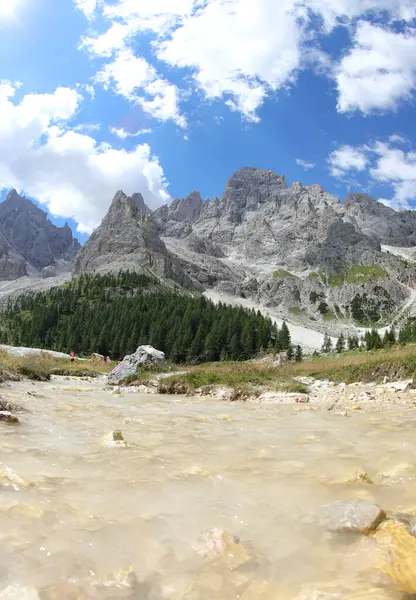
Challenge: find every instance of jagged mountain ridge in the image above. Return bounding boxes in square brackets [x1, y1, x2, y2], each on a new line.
[72, 168, 416, 335]
[0, 189, 80, 280]
[73, 190, 201, 291]
[149, 168, 414, 330]
[2, 171, 416, 339]
[154, 169, 384, 272]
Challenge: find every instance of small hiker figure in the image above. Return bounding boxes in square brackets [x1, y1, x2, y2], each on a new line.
[70, 351, 75, 363]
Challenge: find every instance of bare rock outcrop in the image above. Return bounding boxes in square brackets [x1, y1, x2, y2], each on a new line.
[107, 344, 165, 385]
[73, 191, 201, 291]
[0, 189, 80, 280]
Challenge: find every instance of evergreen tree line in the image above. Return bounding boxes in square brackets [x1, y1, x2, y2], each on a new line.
[320, 321, 416, 355]
[0, 271, 281, 364]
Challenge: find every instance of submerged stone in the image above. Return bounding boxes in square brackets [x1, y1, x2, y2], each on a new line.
[102, 430, 127, 448]
[197, 528, 255, 569]
[0, 467, 30, 490]
[318, 500, 386, 535]
[330, 468, 374, 486]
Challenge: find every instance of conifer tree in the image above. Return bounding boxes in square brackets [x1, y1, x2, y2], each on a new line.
[321, 333, 332, 354]
[295, 345, 303, 362]
[278, 321, 291, 350]
[335, 333, 345, 353]
[286, 345, 294, 361]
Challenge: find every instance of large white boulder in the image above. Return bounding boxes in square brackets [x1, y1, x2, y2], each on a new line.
[108, 345, 165, 385]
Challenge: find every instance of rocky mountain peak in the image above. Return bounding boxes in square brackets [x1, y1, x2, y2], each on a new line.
[3, 189, 47, 218]
[0, 189, 80, 279]
[132, 193, 152, 215]
[344, 193, 386, 212]
[74, 191, 200, 291]
[224, 167, 286, 199]
[170, 191, 203, 222]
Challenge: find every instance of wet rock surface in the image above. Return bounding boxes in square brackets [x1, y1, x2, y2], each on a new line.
[371, 520, 416, 593]
[0, 411, 19, 424]
[102, 430, 127, 448]
[318, 500, 386, 534]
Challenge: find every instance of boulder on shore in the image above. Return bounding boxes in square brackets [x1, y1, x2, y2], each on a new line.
[108, 345, 165, 385]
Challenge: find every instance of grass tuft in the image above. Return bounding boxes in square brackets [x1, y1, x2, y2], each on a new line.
[160, 362, 307, 395]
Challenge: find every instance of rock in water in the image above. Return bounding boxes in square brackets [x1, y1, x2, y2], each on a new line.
[0, 411, 20, 424]
[318, 500, 386, 535]
[108, 345, 165, 385]
[371, 520, 416, 593]
[196, 528, 255, 569]
[102, 430, 127, 448]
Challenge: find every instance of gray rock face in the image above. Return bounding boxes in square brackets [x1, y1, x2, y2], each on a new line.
[76, 168, 416, 334]
[318, 499, 386, 534]
[73, 191, 201, 291]
[0, 190, 80, 280]
[154, 191, 203, 238]
[343, 193, 416, 246]
[108, 345, 165, 385]
[155, 170, 380, 273]
[132, 192, 153, 216]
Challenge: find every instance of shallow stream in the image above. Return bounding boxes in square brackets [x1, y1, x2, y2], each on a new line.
[1, 377, 416, 598]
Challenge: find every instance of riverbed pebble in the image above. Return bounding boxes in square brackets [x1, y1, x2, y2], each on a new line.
[0, 411, 19, 424]
[318, 500, 386, 534]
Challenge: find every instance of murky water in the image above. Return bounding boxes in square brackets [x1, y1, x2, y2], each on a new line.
[1, 377, 416, 599]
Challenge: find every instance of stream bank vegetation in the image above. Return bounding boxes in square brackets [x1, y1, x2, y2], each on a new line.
[130, 343, 416, 397]
[0, 351, 112, 383]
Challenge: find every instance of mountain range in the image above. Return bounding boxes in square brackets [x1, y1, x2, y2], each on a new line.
[2, 169, 416, 347]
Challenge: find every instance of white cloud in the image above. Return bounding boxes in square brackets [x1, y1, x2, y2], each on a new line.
[157, 0, 305, 122]
[110, 126, 152, 138]
[389, 134, 408, 145]
[305, 0, 416, 31]
[80, 0, 198, 57]
[103, 0, 197, 34]
[73, 123, 101, 133]
[328, 145, 369, 177]
[81, 20, 141, 57]
[328, 138, 416, 210]
[95, 49, 186, 127]
[74, 0, 101, 19]
[369, 142, 416, 209]
[0, 83, 170, 234]
[296, 158, 315, 170]
[336, 22, 416, 114]
[77, 0, 416, 122]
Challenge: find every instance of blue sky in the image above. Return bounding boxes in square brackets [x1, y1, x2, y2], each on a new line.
[0, 0, 415, 243]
